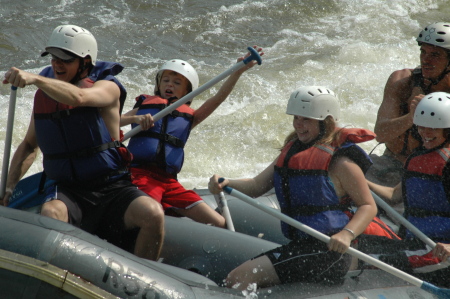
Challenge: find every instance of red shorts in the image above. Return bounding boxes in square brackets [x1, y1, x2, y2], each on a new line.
[130, 167, 203, 211]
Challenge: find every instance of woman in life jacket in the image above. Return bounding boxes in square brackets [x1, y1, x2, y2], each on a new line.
[366, 92, 450, 287]
[209, 86, 380, 290]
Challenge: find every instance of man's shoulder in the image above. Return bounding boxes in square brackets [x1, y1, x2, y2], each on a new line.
[385, 68, 415, 94]
[389, 68, 414, 81]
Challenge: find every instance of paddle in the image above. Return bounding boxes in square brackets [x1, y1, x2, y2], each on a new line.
[221, 183, 450, 298]
[371, 191, 436, 248]
[123, 46, 262, 141]
[0, 86, 18, 200]
[8, 47, 262, 211]
[8, 172, 55, 209]
[214, 191, 235, 231]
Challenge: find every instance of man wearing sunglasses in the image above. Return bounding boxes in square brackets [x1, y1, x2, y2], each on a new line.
[2, 25, 164, 261]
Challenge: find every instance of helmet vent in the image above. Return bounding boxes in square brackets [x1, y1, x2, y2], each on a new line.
[431, 112, 435, 116]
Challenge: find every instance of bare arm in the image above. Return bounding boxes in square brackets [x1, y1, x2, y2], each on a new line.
[4, 67, 120, 108]
[120, 108, 139, 126]
[374, 69, 422, 142]
[120, 108, 155, 131]
[209, 159, 276, 198]
[367, 179, 403, 206]
[327, 157, 378, 253]
[192, 46, 264, 129]
[2, 116, 39, 206]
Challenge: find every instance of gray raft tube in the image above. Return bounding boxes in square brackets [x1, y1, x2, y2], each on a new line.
[0, 206, 245, 299]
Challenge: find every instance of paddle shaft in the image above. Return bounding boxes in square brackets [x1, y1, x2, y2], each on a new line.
[222, 186, 436, 291]
[123, 47, 262, 141]
[214, 191, 235, 231]
[371, 191, 436, 248]
[0, 86, 18, 199]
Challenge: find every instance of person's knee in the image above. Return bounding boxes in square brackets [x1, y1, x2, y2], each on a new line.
[226, 265, 253, 289]
[143, 197, 164, 223]
[225, 268, 240, 288]
[41, 200, 68, 222]
[216, 215, 226, 228]
[126, 196, 164, 229]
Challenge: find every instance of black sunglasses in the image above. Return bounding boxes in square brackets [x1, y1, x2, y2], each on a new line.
[50, 54, 77, 64]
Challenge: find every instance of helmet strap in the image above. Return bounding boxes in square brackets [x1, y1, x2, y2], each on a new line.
[429, 64, 450, 86]
[318, 121, 326, 140]
[420, 65, 450, 94]
[70, 58, 91, 84]
[154, 72, 162, 96]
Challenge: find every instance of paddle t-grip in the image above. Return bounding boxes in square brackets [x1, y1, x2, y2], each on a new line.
[243, 47, 262, 65]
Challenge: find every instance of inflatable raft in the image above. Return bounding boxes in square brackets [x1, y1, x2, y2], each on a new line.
[1, 174, 439, 298]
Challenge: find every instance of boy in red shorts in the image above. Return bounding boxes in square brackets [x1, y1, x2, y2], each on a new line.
[121, 47, 263, 227]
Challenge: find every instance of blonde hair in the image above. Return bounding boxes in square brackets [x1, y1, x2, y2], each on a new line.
[282, 116, 341, 148]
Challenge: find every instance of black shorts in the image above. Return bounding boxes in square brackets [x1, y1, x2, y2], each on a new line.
[264, 238, 351, 285]
[53, 177, 148, 247]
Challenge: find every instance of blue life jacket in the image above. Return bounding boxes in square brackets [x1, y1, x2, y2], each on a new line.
[127, 95, 194, 176]
[402, 146, 450, 242]
[39, 61, 127, 114]
[273, 128, 373, 240]
[35, 63, 129, 185]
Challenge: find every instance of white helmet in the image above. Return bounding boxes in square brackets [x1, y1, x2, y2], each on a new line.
[41, 25, 98, 66]
[416, 22, 450, 50]
[286, 86, 340, 121]
[414, 92, 450, 128]
[154, 59, 199, 95]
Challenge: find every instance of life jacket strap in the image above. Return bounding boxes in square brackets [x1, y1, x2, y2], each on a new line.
[44, 140, 121, 160]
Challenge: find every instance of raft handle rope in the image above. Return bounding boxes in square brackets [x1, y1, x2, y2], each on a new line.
[0, 248, 117, 298]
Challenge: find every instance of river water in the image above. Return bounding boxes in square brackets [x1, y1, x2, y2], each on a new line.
[0, 0, 449, 189]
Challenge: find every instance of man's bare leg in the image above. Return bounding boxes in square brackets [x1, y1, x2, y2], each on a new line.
[124, 196, 165, 260]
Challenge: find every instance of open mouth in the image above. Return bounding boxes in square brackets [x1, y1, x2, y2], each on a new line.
[423, 137, 436, 144]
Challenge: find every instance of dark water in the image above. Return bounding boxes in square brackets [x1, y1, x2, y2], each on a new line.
[0, 0, 449, 188]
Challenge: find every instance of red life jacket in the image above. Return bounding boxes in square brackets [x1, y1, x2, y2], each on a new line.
[273, 128, 375, 239]
[273, 127, 399, 240]
[402, 146, 450, 242]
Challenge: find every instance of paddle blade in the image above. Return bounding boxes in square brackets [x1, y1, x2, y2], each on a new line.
[421, 281, 450, 299]
[8, 172, 55, 209]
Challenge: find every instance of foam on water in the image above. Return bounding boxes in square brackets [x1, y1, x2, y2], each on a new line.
[0, 0, 449, 188]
